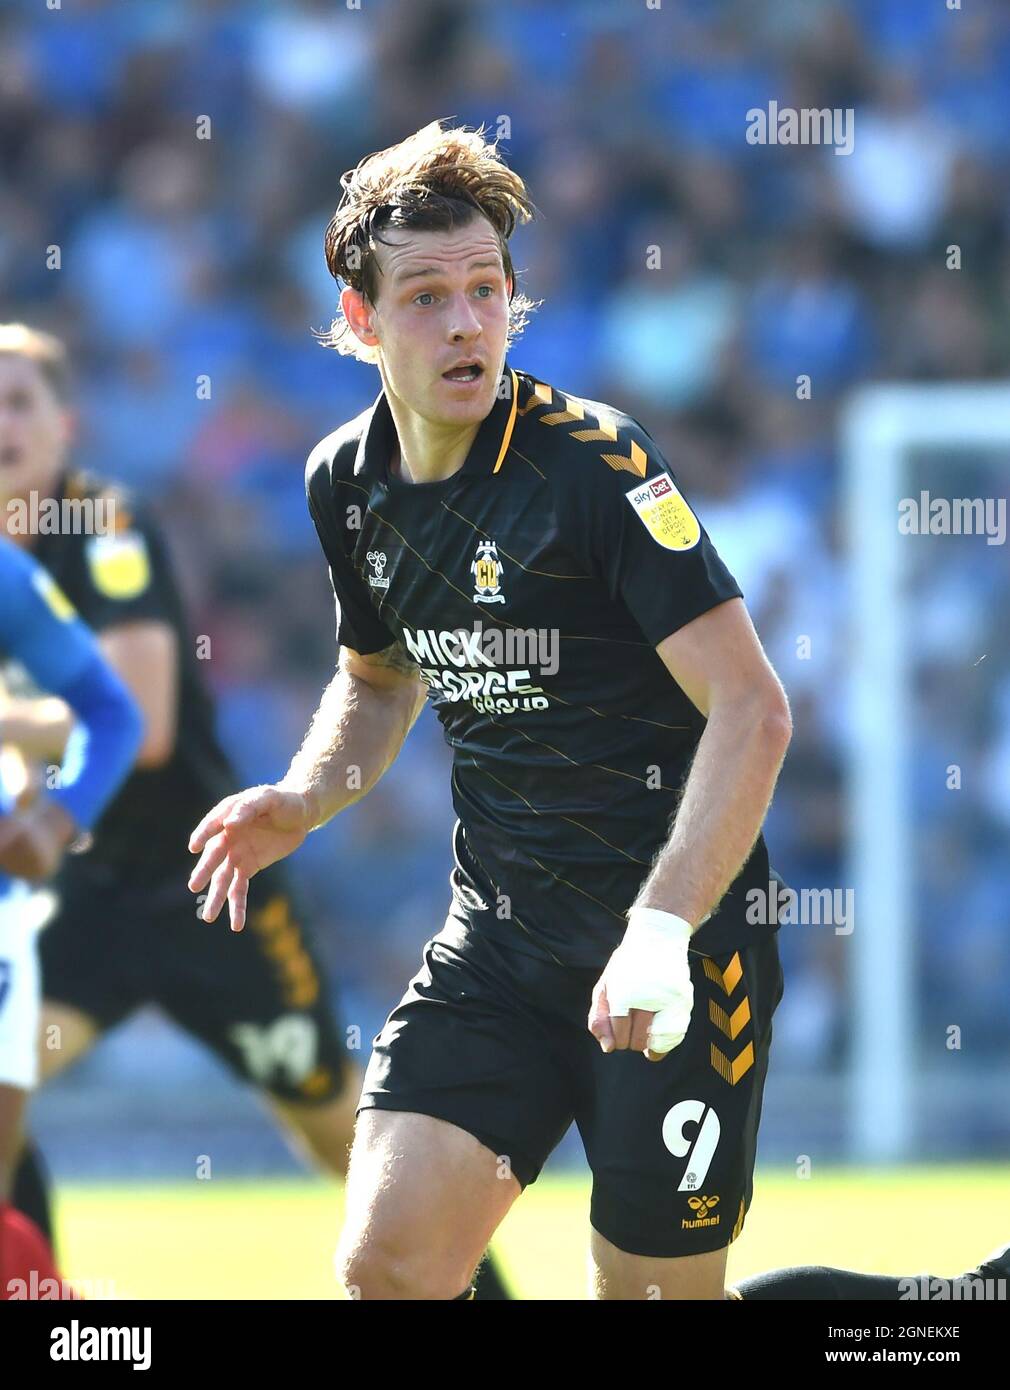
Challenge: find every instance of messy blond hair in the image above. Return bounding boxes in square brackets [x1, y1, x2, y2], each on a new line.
[320, 119, 538, 363]
[0, 322, 71, 401]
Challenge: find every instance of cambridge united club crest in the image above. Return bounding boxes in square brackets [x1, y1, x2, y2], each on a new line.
[471, 538, 505, 604]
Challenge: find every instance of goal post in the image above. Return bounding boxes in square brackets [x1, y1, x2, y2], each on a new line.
[840, 383, 1010, 1161]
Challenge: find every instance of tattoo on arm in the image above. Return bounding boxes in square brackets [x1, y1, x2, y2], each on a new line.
[360, 639, 417, 678]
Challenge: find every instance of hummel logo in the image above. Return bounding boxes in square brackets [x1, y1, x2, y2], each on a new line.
[366, 550, 389, 590]
[683, 1194, 721, 1230]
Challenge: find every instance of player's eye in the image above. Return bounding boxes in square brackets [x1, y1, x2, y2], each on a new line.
[414, 292, 436, 306]
[474, 284, 495, 298]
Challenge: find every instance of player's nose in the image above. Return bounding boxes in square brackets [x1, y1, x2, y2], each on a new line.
[446, 292, 483, 340]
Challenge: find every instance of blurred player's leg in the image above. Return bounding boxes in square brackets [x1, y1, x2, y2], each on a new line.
[0, 1084, 25, 1198]
[730, 1267, 915, 1299]
[0, 1086, 65, 1299]
[0, 1201, 69, 1300]
[0, 900, 74, 1299]
[7, 1001, 100, 1258]
[730, 1247, 1010, 1300]
[35, 999, 100, 1082]
[11, 996, 100, 1235]
[336, 1110, 520, 1300]
[267, 1074, 362, 1176]
[10, 1140, 50, 1243]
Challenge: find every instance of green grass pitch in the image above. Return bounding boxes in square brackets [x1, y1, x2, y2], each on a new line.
[56, 1166, 1007, 1300]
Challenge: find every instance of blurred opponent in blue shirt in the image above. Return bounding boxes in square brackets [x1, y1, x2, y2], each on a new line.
[0, 538, 143, 896]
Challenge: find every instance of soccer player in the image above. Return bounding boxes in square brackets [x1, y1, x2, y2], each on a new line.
[189, 120, 786, 1301]
[0, 538, 143, 1297]
[190, 122, 1006, 1301]
[0, 324, 510, 1300]
[0, 328, 352, 1244]
[0, 321, 358, 1185]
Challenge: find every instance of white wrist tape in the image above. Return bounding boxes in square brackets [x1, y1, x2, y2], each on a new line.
[604, 906, 695, 1056]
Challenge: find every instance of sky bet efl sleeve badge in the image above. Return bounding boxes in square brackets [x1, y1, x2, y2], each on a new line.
[471, 538, 506, 604]
[84, 532, 151, 600]
[624, 471, 701, 551]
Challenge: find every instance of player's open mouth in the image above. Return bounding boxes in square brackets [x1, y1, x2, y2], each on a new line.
[442, 363, 484, 384]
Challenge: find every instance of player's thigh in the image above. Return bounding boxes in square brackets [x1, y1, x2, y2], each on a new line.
[341, 920, 579, 1296]
[266, 1062, 363, 1178]
[337, 1108, 520, 1298]
[157, 866, 351, 1108]
[36, 1001, 100, 1083]
[577, 933, 783, 1284]
[590, 1228, 729, 1300]
[358, 918, 578, 1200]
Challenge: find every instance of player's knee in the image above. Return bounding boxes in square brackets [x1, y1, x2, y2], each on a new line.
[336, 1236, 472, 1301]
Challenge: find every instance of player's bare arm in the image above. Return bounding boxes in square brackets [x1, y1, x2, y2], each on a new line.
[96, 622, 177, 768]
[589, 598, 791, 1062]
[188, 638, 426, 931]
[641, 597, 792, 926]
[280, 639, 427, 820]
[0, 621, 177, 770]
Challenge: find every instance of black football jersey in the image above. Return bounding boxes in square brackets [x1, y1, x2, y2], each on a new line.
[21, 471, 234, 877]
[306, 363, 779, 968]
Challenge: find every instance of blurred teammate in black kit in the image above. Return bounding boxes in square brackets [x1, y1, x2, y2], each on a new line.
[0, 323, 512, 1299]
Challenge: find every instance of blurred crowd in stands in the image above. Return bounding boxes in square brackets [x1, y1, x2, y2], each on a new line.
[2, 0, 1008, 1081]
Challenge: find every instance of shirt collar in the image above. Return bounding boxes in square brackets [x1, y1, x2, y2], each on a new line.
[354, 362, 519, 487]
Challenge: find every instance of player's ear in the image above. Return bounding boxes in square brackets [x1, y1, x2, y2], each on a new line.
[341, 286, 380, 348]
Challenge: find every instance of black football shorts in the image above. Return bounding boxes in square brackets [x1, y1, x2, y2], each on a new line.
[359, 904, 783, 1259]
[38, 856, 348, 1106]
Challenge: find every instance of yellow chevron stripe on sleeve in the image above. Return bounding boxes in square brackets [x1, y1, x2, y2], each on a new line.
[527, 385, 649, 476]
[517, 380, 554, 415]
[541, 398, 585, 426]
[600, 439, 648, 476]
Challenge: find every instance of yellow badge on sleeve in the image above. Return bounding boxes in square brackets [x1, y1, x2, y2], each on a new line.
[624, 472, 701, 551]
[31, 569, 77, 621]
[85, 532, 151, 600]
